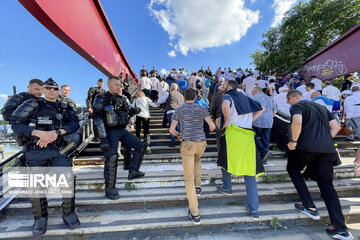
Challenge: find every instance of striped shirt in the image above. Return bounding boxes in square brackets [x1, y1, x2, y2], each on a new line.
[172, 103, 209, 141]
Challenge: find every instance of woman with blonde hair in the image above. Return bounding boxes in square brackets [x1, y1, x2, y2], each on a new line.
[133, 90, 159, 146]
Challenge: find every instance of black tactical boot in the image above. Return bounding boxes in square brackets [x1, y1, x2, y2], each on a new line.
[128, 142, 147, 180]
[123, 144, 132, 170]
[62, 213, 80, 230]
[33, 217, 48, 237]
[31, 197, 48, 237]
[62, 172, 81, 229]
[128, 170, 145, 180]
[105, 187, 120, 199]
[104, 155, 120, 199]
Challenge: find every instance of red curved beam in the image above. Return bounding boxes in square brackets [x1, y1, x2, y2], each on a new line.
[18, 0, 138, 83]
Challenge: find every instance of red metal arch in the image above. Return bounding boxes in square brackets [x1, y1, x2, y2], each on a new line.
[18, 0, 138, 83]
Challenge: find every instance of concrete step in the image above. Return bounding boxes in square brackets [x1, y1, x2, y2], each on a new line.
[73, 148, 358, 166]
[71, 157, 357, 190]
[6, 178, 360, 215]
[80, 144, 218, 156]
[1, 197, 359, 239]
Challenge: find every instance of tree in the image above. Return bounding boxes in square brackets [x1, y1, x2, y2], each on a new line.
[250, 0, 360, 74]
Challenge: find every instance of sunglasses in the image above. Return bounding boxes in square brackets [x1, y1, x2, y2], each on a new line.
[44, 86, 59, 91]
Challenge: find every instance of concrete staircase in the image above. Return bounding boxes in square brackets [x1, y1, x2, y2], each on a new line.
[0, 108, 360, 239]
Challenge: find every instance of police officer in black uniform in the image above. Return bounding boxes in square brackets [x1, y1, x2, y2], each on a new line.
[93, 76, 146, 200]
[11, 79, 80, 237]
[139, 65, 149, 78]
[58, 83, 77, 113]
[1, 78, 44, 122]
[86, 78, 106, 115]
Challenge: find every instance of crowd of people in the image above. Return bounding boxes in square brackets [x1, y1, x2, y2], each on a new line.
[1, 65, 359, 239]
[135, 66, 358, 239]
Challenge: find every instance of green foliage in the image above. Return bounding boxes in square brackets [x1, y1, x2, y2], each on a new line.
[250, 0, 360, 75]
[124, 182, 137, 191]
[0, 120, 9, 125]
[261, 173, 290, 183]
[270, 217, 283, 230]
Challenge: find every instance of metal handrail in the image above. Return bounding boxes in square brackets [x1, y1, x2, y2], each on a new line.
[0, 110, 94, 212]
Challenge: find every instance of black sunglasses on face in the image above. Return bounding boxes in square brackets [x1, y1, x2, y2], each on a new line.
[44, 86, 59, 91]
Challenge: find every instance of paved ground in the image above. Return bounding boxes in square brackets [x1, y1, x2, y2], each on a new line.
[135, 223, 360, 240]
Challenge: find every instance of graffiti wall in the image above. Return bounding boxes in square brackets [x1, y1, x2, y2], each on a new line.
[299, 23, 360, 81]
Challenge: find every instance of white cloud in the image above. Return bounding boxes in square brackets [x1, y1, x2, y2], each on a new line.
[149, 0, 259, 56]
[271, 0, 296, 27]
[160, 68, 168, 76]
[0, 94, 9, 101]
[168, 50, 176, 57]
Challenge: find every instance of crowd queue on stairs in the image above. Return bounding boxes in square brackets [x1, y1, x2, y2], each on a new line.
[1, 66, 360, 239]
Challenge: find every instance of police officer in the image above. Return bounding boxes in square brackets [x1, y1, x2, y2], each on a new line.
[118, 72, 132, 100]
[139, 65, 149, 78]
[58, 84, 77, 113]
[86, 78, 106, 115]
[1, 78, 43, 122]
[93, 76, 146, 200]
[11, 79, 80, 237]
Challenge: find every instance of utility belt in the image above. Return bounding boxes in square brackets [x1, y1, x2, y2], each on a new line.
[104, 105, 129, 127]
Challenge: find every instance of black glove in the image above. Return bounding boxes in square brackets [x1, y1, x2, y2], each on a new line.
[100, 137, 110, 151]
[129, 107, 141, 118]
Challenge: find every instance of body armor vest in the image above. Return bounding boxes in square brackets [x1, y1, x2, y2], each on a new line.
[104, 95, 130, 128]
[28, 100, 67, 149]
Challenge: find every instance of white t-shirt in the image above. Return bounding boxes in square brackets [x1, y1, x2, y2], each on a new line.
[313, 99, 332, 112]
[268, 82, 277, 98]
[139, 77, 152, 90]
[268, 76, 276, 82]
[150, 77, 159, 91]
[311, 78, 323, 91]
[243, 76, 257, 96]
[303, 89, 316, 101]
[322, 85, 341, 101]
[257, 80, 267, 89]
[296, 84, 306, 96]
[223, 95, 253, 128]
[344, 92, 360, 118]
[273, 92, 291, 116]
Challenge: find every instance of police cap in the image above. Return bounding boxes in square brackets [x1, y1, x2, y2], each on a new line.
[44, 78, 59, 87]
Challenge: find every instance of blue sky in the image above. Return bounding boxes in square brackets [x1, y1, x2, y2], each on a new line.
[0, 0, 297, 107]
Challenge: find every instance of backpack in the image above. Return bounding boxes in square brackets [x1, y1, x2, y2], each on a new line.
[205, 79, 211, 87]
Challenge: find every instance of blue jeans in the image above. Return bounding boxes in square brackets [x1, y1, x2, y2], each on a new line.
[346, 117, 360, 137]
[167, 112, 180, 144]
[253, 127, 271, 159]
[332, 113, 340, 124]
[221, 168, 259, 213]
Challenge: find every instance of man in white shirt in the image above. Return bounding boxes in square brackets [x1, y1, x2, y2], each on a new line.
[150, 73, 160, 102]
[243, 72, 257, 96]
[157, 79, 169, 104]
[344, 86, 360, 141]
[273, 86, 291, 116]
[310, 75, 323, 92]
[139, 73, 152, 98]
[296, 80, 307, 96]
[303, 83, 316, 101]
[322, 81, 341, 101]
[267, 71, 277, 82]
[257, 76, 267, 92]
[311, 91, 333, 112]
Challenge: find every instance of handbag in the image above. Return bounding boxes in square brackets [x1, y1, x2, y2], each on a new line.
[339, 123, 353, 136]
